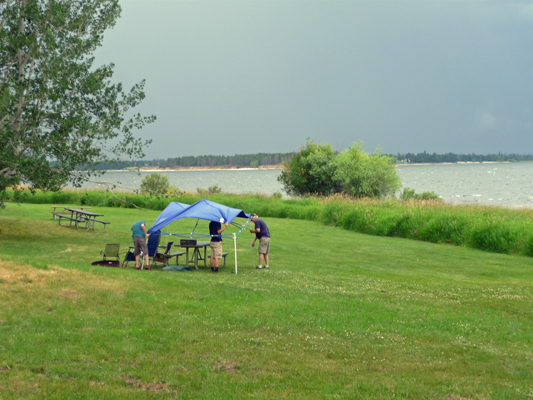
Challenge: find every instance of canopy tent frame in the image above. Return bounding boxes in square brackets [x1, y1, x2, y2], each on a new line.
[148, 200, 251, 274]
[156, 218, 251, 274]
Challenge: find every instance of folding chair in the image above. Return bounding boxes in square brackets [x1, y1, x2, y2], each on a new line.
[122, 248, 137, 268]
[101, 244, 120, 262]
[91, 243, 121, 267]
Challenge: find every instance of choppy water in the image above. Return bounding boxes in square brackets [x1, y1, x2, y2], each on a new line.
[396, 162, 533, 208]
[74, 162, 533, 208]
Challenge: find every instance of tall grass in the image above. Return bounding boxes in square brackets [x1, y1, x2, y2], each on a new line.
[3, 188, 533, 257]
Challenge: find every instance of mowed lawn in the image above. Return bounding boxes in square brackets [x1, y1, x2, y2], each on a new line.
[0, 204, 532, 399]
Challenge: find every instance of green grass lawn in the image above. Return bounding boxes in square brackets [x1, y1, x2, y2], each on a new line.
[1, 203, 532, 399]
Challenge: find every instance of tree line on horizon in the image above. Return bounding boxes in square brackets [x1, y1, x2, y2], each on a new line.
[391, 151, 533, 164]
[84, 151, 533, 171]
[84, 152, 297, 170]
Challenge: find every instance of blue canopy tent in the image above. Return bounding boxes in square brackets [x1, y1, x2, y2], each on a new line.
[147, 200, 251, 273]
[149, 201, 191, 234]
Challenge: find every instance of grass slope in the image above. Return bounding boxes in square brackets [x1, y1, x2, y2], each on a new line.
[0, 204, 532, 399]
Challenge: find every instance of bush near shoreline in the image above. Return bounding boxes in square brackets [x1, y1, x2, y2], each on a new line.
[2, 189, 533, 258]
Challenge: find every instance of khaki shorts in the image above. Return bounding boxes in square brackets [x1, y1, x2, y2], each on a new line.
[210, 241, 223, 259]
[258, 237, 270, 254]
[133, 237, 148, 256]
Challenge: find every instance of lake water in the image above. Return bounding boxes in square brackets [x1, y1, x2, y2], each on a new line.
[75, 162, 533, 209]
[396, 163, 533, 208]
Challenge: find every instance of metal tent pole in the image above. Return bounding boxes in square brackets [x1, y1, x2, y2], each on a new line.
[234, 233, 238, 274]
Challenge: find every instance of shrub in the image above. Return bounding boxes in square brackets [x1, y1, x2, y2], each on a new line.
[140, 173, 170, 197]
[278, 139, 338, 196]
[196, 185, 223, 196]
[335, 143, 401, 198]
[401, 187, 442, 201]
[208, 184, 223, 194]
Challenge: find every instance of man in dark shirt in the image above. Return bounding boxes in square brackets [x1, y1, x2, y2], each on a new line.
[250, 213, 270, 269]
[209, 219, 229, 273]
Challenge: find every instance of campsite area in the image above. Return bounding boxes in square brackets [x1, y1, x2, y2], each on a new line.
[1, 203, 532, 399]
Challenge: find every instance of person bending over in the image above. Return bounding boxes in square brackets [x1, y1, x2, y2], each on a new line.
[131, 220, 151, 270]
[250, 213, 271, 269]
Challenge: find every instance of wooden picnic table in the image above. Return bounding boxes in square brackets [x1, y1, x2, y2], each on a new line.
[173, 241, 229, 269]
[57, 207, 110, 232]
[175, 241, 210, 269]
[51, 206, 91, 220]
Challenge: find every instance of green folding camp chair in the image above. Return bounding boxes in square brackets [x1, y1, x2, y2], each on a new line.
[101, 244, 120, 262]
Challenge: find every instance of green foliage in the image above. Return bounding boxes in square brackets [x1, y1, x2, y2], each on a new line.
[335, 142, 401, 198]
[140, 173, 170, 197]
[400, 187, 443, 201]
[0, 0, 155, 204]
[250, 160, 259, 168]
[278, 139, 338, 196]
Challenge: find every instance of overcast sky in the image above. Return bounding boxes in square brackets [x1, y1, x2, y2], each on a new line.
[95, 0, 533, 159]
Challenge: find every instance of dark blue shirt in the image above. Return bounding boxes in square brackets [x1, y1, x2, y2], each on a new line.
[209, 221, 222, 242]
[254, 218, 270, 239]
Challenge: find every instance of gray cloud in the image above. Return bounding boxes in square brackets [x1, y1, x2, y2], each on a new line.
[95, 0, 533, 159]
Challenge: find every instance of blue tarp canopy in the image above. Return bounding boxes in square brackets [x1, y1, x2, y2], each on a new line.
[148, 199, 250, 234]
[147, 201, 190, 235]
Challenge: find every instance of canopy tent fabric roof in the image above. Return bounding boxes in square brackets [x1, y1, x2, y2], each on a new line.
[148, 199, 250, 234]
[147, 202, 190, 235]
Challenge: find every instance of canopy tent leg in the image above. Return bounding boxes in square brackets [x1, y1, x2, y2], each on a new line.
[234, 233, 238, 274]
[251, 233, 255, 269]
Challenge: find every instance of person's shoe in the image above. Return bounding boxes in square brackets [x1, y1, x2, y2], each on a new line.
[145, 266, 151, 271]
[211, 267, 214, 272]
[264, 265, 269, 269]
[255, 265, 263, 269]
[214, 267, 219, 273]
[136, 267, 141, 270]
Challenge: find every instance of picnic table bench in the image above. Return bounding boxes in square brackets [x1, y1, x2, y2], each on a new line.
[93, 219, 111, 231]
[57, 214, 87, 229]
